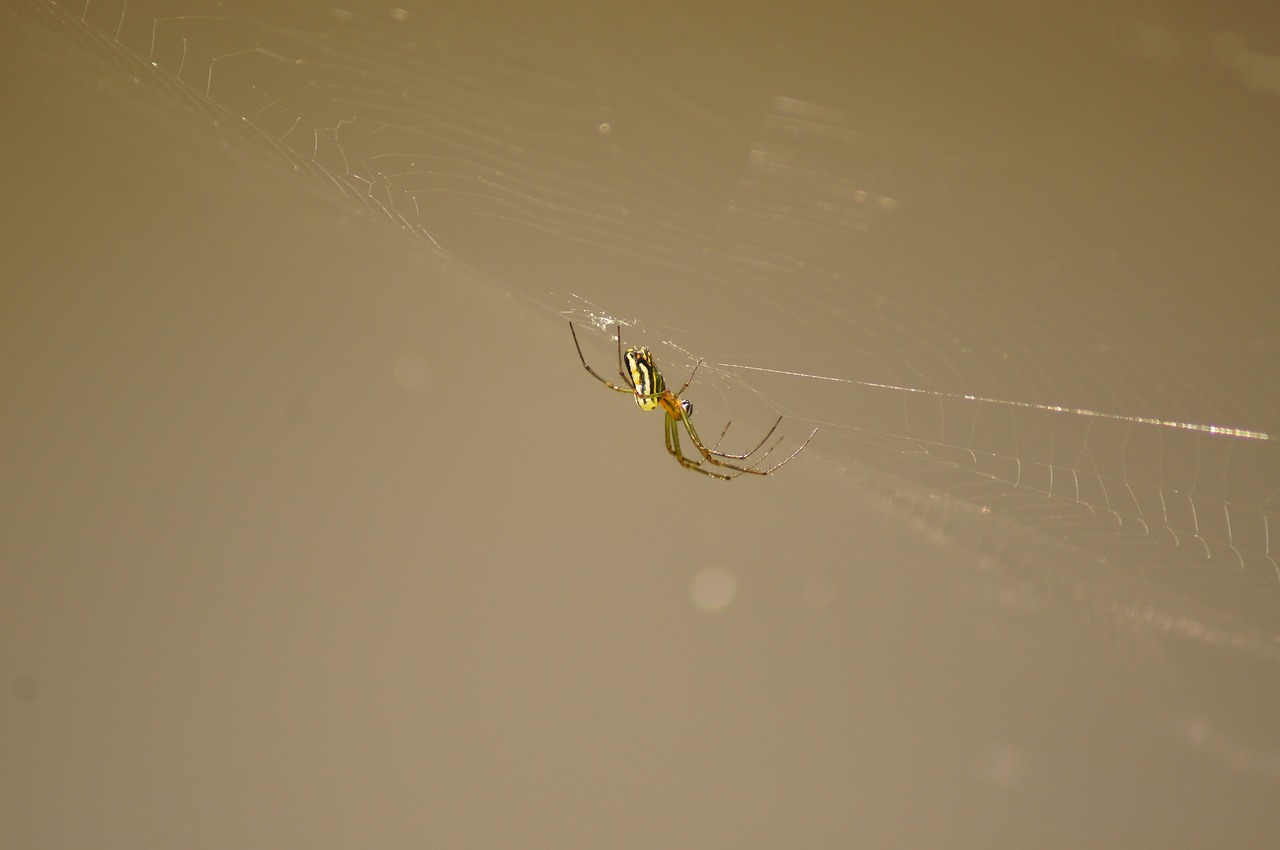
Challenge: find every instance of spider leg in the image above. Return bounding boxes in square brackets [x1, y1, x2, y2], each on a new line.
[614, 323, 633, 387]
[678, 406, 816, 476]
[674, 407, 769, 477]
[670, 358, 705, 396]
[756, 427, 819, 473]
[666, 413, 739, 480]
[709, 421, 733, 453]
[706, 416, 783, 460]
[569, 321, 635, 394]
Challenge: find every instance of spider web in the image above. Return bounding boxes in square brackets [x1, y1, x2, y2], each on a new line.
[27, 0, 1280, 653]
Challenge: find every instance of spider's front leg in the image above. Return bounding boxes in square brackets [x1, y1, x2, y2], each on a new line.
[569, 322, 636, 395]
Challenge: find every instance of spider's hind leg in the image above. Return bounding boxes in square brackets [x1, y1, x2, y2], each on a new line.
[707, 416, 783, 460]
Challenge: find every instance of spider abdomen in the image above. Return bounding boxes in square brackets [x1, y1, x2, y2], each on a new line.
[624, 347, 664, 410]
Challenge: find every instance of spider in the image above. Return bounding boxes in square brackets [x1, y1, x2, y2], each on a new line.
[569, 321, 816, 479]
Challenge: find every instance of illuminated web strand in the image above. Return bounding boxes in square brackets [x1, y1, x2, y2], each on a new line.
[718, 363, 1274, 442]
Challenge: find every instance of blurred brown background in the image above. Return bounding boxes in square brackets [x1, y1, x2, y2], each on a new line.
[4, 1, 1280, 846]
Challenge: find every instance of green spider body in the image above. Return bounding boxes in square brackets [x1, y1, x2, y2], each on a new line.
[623, 347, 662, 410]
[570, 322, 813, 479]
[624, 346, 694, 418]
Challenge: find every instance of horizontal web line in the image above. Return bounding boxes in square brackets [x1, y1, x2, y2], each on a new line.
[718, 363, 1273, 442]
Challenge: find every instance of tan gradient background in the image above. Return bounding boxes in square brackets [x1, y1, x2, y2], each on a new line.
[3, 1, 1280, 847]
